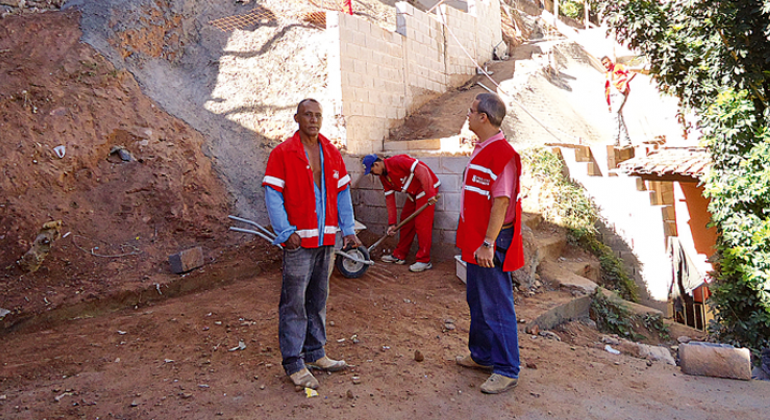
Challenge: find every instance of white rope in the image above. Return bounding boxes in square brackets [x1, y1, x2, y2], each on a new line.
[433, 6, 583, 144]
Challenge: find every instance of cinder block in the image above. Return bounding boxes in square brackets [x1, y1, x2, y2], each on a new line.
[440, 156, 469, 174]
[679, 342, 751, 381]
[442, 192, 462, 212]
[434, 210, 460, 230]
[436, 173, 459, 191]
[168, 247, 204, 274]
[419, 156, 440, 171]
[441, 229, 457, 245]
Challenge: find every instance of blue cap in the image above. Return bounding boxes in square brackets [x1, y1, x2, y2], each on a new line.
[362, 154, 378, 175]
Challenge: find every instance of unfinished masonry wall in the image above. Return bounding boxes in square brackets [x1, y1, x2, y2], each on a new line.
[344, 154, 468, 261]
[328, 0, 503, 155]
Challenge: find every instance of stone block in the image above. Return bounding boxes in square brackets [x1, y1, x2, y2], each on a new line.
[168, 247, 204, 274]
[679, 342, 751, 381]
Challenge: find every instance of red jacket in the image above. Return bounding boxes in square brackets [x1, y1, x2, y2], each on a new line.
[262, 131, 351, 248]
[457, 136, 524, 272]
[605, 62, 631, 105]
[379, 155, 440, 225]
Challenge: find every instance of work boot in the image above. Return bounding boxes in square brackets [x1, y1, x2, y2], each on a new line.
[307, 355, 347, 372]
[381, 254, 406, 264]
[289, 368, 319, 390]
[409, 261, 432, 272]
[456, 355, 493, 371]
[480, 373, 518, 394]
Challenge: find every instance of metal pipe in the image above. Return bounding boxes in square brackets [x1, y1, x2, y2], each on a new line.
[228, 215, 277, 240]
[334, 249, 374, 265]
[229, 227, 283, 249]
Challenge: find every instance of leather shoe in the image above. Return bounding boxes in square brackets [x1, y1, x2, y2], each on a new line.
[307, 355, 347, 372]
[289, 368, 319, 389]
[456, 355, 493, 371]
[480, 373, 518, 394]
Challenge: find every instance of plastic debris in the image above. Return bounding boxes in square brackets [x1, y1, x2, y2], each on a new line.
[53, 145, 66, 158]
[605, 344, 621, 355]
[305, 388, 319, 398]
[229, 340, 246, 352]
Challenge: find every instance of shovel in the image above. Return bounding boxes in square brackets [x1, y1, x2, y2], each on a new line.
[367, 194, 441, 254]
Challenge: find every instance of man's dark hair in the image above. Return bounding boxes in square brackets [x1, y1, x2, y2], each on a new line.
[600, 56, 611, 62]
[475, 93, 506, 127]
[296, 98, 321, 114]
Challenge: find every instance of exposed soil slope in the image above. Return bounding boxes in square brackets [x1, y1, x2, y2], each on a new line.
[0, 12, 242, 322]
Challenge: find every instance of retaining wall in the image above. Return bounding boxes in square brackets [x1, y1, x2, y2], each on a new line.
[328, 0, 503, 155]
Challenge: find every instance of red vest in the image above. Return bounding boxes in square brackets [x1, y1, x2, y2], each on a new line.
[456, 136, 524, 272]
[380, 155, 441, 199]
[262, 131, 351, 248]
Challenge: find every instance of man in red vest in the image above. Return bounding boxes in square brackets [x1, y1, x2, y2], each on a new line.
[456, 92, 524, 394]
[262, 99, 361, 390]
[362, 154, 440, 272]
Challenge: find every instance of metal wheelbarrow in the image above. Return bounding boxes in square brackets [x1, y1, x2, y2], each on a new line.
[229, 216, 374, 278]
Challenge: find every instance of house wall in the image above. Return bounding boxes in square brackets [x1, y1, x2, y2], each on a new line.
[673, 182, 717, 278]
[327, 0, 503, 155]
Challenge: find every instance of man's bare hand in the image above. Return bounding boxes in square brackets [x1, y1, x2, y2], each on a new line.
[285, 232, 301, 250]
[473, 245, 495, 268]
[427, 196, 438, 206]
[386, 225, 397, 236]
[343, 234, 362, 249]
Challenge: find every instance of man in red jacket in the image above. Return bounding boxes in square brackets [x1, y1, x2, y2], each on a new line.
[455, 92, 523, 394]
[262, 98, 361, 390]
[362, 154, 440, 272]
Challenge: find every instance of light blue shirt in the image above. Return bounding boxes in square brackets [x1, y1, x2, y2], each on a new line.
[264, 145, 356, 246]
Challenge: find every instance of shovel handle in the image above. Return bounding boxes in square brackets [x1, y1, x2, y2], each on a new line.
[368, 194, 440, 253]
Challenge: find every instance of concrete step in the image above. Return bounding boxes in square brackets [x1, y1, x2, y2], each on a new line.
[538, 260, 598, 295]
[532, 232, 567, 263]
[383, 137, 461, 152]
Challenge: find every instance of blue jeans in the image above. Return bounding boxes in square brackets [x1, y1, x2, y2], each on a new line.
[465, 227, 521, 379]
[279, 246, 333, 375]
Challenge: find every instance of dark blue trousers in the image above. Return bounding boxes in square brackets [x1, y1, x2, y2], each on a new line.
[465, 227, 521, 379]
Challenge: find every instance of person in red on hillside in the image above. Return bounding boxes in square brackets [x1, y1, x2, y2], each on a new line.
[601, 55, 636, 147]
[362, 154, 440, 272]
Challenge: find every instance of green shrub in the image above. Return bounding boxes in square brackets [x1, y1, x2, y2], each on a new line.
[522, 148, 639, 301]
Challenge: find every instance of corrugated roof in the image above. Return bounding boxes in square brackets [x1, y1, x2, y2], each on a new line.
[619, 147, 711, 179]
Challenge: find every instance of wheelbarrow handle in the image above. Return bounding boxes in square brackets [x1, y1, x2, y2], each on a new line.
[367, 194, 441, 254]
[229, 227, 284, 249]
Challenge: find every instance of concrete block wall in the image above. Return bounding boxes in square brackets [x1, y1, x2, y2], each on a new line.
[327, 0, 503, 155]
[343, 154, 469, 261]
[442, 5, 478, 84]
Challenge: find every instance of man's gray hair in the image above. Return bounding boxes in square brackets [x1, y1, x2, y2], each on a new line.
[475, 93, 506, 127]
